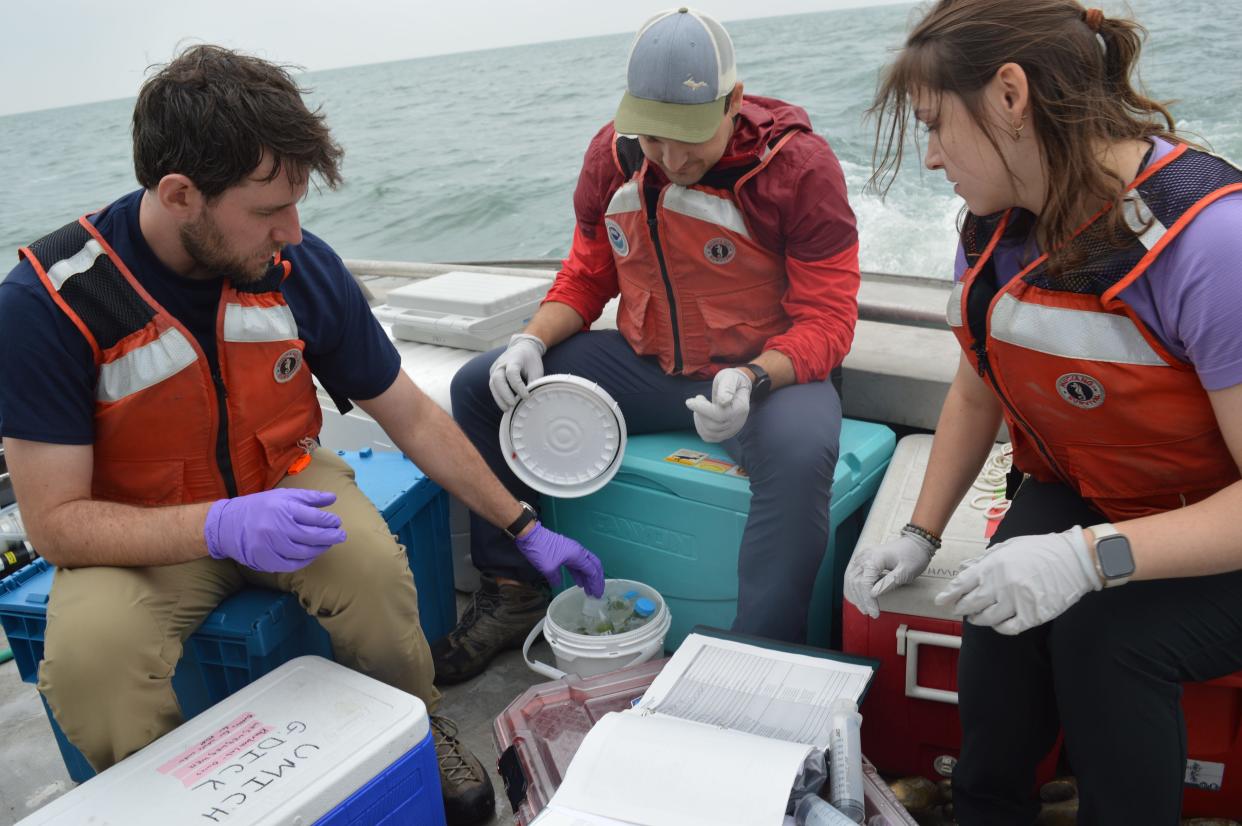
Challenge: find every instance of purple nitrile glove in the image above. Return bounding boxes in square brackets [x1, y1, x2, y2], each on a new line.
[514, 522, 605, 597]
[204, 489, 347, 573]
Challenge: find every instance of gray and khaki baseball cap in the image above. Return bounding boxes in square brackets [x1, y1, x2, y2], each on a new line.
[614, 7, 738, 144]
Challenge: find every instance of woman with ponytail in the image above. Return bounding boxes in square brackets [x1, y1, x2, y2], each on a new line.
[843, 1, 1242, 822]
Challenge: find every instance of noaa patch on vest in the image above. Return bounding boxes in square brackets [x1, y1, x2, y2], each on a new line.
[274, 348, 303, 383]
[1056, 373, 1104, 409]
[703, 237, 736, 265]
[605, 219, 629, 257]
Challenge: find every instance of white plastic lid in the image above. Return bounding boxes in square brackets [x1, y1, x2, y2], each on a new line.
[500, 374, 627, 498]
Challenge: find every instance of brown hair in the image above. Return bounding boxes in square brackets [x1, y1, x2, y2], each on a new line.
[868, 0, 1176, 274]
[133, 45, 344, 198]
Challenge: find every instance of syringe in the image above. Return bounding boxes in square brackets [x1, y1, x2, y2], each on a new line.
[828, 697, 865, 823]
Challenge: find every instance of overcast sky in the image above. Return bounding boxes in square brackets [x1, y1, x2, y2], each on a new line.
[0, 0, 911, 117]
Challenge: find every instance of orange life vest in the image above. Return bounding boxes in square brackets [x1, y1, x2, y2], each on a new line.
[20, 214, 322, 506]
[948, 143, 1242, 521]
[603, 132, 798, 378]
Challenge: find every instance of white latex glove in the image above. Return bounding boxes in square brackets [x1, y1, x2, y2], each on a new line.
[934, 526, 1103, 635]
[488, 333, 547, 410]
[843, 530, 937, 619]
[684, 367, 753, 443]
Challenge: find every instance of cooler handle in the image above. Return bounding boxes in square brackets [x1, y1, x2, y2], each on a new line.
[897, 624, 961, 706]
[611, 471, 679, 496]
[522, 618, 567, 680]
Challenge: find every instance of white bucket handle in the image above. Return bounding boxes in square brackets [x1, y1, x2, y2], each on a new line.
[522, 616, 664, 681]
[522, 618, 566, 680]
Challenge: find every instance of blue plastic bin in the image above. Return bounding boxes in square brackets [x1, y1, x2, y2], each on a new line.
[0, 448, 452, 784]
[541, 418, 895, 650]
[314, 727, 445, 826]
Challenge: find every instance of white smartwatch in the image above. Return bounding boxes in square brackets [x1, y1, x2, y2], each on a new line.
[1087, 523, 1136, 588]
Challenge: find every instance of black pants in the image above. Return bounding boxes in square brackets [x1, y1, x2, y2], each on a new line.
[952, 478, 1242, 825]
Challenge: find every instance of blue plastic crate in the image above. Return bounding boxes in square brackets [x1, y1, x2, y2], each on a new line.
[0, 449, 452, 784]
[542, 418, 896, 650]
[314, 727, 446, 826]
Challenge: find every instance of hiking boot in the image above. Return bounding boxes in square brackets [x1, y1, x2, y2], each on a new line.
[431, 575, 548, 685]
[432, 715, 495, 825]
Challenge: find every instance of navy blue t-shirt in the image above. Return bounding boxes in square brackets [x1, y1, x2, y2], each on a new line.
[0, 189, 400, 445]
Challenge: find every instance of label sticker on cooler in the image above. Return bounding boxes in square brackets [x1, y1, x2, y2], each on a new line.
[1185, 759, 1225, 791]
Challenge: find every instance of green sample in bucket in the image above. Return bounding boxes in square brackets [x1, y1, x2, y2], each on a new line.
[574, 590, 655, 636]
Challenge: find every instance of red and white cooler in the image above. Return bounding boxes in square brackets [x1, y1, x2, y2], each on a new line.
[843, 435, 1242, 818]
[842, 435, 1060, 786]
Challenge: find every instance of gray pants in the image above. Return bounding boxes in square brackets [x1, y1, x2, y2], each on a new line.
[450, 330, 842, 643]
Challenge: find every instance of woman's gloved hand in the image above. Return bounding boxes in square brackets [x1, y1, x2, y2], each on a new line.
[514, 521, 605, 597]
[488, 333, 547, 410]
[934, 526, 1102, 635]
[204, 489, 347, 573]
[843, 530, 938, 618]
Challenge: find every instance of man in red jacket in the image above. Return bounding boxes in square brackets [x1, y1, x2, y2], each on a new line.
[438, 7, 860, 682]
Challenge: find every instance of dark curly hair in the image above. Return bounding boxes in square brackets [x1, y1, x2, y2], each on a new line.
[132, 44, 344, 198]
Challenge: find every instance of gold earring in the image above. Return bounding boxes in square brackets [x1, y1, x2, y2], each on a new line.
[1012, 118, 1026, 142]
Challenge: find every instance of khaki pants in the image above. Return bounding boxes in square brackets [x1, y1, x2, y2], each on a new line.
[37, 449, 441, 771]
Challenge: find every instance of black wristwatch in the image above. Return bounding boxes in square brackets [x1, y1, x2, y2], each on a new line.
[1088, 523, 1135, 587]
[504, 501, 538, 539]
[744, 363, 772, 403]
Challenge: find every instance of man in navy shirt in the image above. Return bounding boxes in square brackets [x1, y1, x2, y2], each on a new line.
[0, 45, 602, 826]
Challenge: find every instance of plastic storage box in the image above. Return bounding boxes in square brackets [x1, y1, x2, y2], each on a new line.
[385, 270, 548, 351]
[17, 656, 445, 826]
[0, 448, 452, 784]
[493, 657, 916, 826]
[541, 418, 896, 650]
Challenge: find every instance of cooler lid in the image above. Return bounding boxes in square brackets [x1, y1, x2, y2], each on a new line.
[386, 271, 549, 317]
[501, 375, 627, 498]
[863, 435, 1005, 621]
[18, 656, 429, 826]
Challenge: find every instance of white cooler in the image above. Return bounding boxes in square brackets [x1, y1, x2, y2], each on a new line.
[384, 270, 549, 351]
[19, 656, 444, 826]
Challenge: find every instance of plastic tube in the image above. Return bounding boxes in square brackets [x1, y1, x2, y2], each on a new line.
[794, 795, 859, 826]
[828, 698, 865, 823]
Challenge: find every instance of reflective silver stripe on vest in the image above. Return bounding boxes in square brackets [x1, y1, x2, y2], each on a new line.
[990, 293, 1167, 366]
[946, 282, 964, 328]
[46, 238, 106, 291]
[605, 181, 642, 216]
[97, 328, 197, 403]
[662, 186, 750, 238]
[222, 303, 297, 343]
[1121, 192, 1168, 251]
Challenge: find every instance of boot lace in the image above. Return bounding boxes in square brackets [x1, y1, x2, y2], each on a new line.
[431, 715, 484, 784]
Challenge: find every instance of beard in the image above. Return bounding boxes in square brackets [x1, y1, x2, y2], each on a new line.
[180, 212, 274, 283]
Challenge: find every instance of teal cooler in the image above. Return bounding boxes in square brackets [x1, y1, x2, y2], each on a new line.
[541, 418, 895, 650]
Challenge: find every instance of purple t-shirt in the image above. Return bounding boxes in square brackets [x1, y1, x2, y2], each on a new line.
[954, 137, 1242, 390]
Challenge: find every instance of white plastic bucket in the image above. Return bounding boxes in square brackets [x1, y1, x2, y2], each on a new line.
[522, 578, 671, 680]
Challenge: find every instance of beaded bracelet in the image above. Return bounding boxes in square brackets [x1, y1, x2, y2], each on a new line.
[901, 522, 943, 550]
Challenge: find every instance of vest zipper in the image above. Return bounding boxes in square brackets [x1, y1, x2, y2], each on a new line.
[972, 341, 1070, 485]
[645, 212, 684, 374]
[210, 369, 239, 499]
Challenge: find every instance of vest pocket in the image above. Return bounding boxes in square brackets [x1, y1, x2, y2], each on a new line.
[695, 293, 788, 365]
[253, 408, 320, 491]
[617, 287, 655, 350]
[92, 458, 185, 506]
[1059, 427, 1239, 502]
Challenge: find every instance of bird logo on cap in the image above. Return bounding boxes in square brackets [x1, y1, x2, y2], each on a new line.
[683, 76, 707, 90]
